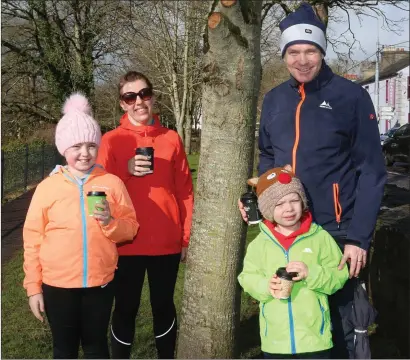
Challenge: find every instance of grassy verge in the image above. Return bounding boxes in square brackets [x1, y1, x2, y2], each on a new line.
[1, 153, 262, 359]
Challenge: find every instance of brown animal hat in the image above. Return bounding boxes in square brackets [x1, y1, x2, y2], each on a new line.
[247, 165, 308, 222]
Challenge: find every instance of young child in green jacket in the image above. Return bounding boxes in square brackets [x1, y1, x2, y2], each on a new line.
[238, 165, 349, 359]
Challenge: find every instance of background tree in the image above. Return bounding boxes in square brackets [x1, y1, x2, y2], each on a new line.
[1, 0, 131, 141]
[122, 0, 207, 146]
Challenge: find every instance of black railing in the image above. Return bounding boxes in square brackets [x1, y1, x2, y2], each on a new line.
[1, 143, 64, 200]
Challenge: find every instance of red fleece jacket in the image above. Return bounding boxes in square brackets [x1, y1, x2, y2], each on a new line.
[97, 113, 194, 255]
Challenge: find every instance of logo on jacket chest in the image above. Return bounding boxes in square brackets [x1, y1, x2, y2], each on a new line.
[319, 101, 332, 110]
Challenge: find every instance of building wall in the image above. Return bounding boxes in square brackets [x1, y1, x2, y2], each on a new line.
[362, 65, 410, 134]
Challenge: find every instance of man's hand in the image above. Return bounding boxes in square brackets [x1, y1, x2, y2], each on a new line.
[29, 293, 45, 322]
[237, 199, 248, 223]
[181, 247, 188, 263]
[128, 155, 152, 176]
[338, 244, 367, 278]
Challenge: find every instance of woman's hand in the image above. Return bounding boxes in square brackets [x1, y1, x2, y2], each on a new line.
[181, 247, 188, 263]
[128, 155, 152, 176]
[29, 293, 45, 322]
[93, 199, 112, 227]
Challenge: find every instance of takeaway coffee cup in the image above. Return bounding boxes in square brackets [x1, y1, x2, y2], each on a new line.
[241, 191, 262, 225]
[275, 267, 298, 299]
[87, 191, 107, 216]
[136, 147, 154, 173]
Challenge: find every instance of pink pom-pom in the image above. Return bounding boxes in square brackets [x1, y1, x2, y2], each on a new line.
[62, 93, 92, 115]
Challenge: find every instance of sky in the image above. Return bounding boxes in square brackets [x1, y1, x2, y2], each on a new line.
[326, 3, 409, 61]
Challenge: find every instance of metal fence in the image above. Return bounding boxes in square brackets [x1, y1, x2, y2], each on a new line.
[1, 144, 64, 200]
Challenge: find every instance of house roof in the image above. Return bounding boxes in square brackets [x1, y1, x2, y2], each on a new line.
[357, 57, 410, 86]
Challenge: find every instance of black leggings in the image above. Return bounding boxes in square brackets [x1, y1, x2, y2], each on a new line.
[42, 282, 114, 359]
[110, 254, 180, 359]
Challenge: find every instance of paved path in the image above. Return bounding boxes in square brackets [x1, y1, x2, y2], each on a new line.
[1, 189, 35, 264]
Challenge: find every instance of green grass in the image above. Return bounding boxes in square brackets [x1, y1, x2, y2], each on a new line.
[1, 153, 262, 359]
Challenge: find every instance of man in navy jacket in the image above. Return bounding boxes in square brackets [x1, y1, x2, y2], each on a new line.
[240, 3, 386, 358]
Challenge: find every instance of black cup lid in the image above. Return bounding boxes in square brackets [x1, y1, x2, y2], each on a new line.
[241, 191, 257, 201]
[87, 191, 106, 196]
[276, 267, 298, 281]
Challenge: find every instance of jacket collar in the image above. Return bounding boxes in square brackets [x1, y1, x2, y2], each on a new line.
[260, 216, 320, 243]
[119, 113, 162, 137]
[50, 164, 105, 185]
[289, 60, 333, 92]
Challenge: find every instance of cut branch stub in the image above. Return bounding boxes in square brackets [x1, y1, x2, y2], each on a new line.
[221, 0, 236, 7]
[208, 12, 222, 29]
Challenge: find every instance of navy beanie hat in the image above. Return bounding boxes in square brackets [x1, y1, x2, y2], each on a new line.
[279, 2, 327, 57]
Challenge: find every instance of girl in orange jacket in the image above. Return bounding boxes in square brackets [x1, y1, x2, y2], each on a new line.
[23, 93, 139, 359]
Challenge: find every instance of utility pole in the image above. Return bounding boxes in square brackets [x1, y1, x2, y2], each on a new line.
[375, 24, 380, 122]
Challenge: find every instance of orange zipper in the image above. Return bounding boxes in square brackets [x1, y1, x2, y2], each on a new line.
[332, 183, 342, 229]
[292, 84, 305, 173]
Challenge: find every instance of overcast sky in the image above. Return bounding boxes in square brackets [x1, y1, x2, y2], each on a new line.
[325, 4, 409, 61]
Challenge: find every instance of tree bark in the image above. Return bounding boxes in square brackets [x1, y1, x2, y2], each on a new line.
[177, 0, 262, 358]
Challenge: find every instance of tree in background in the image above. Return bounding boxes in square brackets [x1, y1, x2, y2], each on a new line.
[1, 0, 131, 141]
[123, 0, 206, 148]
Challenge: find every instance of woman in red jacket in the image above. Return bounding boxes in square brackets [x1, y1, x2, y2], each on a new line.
[97, 71, 194, 359]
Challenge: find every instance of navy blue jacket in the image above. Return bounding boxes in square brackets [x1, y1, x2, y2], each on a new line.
[258, 63, 386, 249]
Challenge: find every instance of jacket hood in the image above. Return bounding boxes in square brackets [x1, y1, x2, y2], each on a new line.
[119, 113, 163, 137]
[49, 164, 106, 184]
[259, 219, 321, 245]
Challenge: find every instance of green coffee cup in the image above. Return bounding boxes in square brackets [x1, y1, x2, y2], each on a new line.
[87, 191, 106, 216]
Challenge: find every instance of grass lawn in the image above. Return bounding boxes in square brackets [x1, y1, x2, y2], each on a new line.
[1, 153, 262, 359]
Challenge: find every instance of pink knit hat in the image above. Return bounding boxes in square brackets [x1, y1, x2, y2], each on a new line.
[55, 93, 101, 155]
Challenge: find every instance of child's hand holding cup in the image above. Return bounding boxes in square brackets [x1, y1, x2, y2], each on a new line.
[270, 267, 299, 299]
[87, 191, 112, 226]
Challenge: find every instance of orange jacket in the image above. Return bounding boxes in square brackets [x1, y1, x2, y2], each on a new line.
[97, 114, 194, 255]
[23, 165, 139, 296]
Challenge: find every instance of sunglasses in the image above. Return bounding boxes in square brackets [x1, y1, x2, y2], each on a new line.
[120, 88, 153, 105]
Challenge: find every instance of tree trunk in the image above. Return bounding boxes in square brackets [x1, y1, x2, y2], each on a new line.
[177, 0, 262, 358]
[184, 82, 194, 154]
[184, 114, 192, 155]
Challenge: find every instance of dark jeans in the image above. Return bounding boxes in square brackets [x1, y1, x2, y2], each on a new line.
[42, 282, 114, 359]
[264, 349, 331, 359]
[110, 254, 181, 359]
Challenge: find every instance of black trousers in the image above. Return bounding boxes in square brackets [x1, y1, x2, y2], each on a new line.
[264, 349, 331, 359]
[42, 282, 114, 359]
[110, 254, 180, 359]
[328, 236, 357, 359]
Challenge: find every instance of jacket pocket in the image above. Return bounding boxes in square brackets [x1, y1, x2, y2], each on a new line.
[318, 299, 325, 335]
[332, 183, 342, 228]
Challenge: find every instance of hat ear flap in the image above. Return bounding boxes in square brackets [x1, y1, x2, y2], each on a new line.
[247, 177, 259, 188]
[283, 164, 293, 173]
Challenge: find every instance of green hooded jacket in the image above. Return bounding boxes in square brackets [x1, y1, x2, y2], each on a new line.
[238, 221, 349, 354]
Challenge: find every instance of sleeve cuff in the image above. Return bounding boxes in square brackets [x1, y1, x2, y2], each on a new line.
[305, 264, 322, 289]
[257, 278, 271, 298]
[26, 284, 42, 297]
[100, 218, 119, 242]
